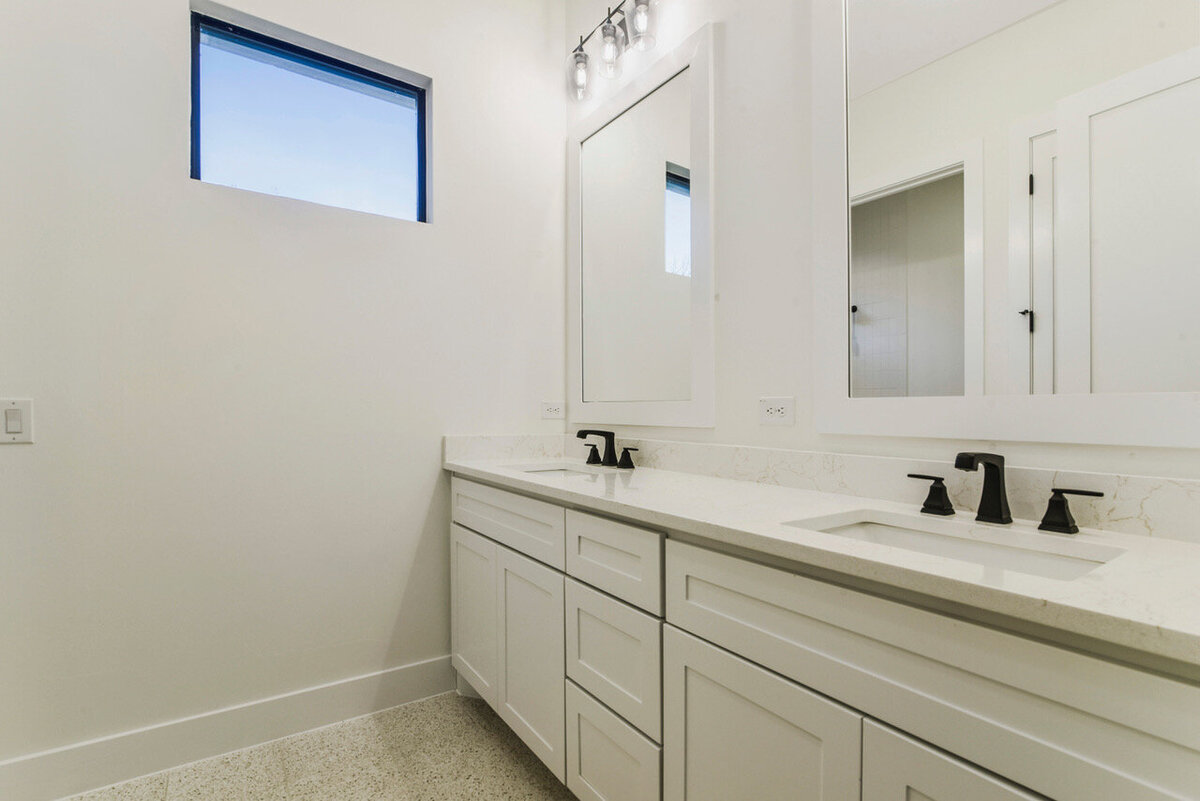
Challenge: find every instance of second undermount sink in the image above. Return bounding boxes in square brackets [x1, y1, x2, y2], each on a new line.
[784, 509, 1125, 581]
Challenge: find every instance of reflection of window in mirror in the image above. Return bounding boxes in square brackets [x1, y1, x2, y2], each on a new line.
[850, 173, 965, 398]
[665, 163, 691, 277]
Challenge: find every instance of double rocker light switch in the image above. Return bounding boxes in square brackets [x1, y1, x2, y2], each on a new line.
[2, 400, 33, 443]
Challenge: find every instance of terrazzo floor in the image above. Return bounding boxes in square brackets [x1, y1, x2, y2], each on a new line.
[63, 693, 577, 801]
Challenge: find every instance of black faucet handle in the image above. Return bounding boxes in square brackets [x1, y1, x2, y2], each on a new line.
[908, 474, 955, 516]
[1039, 488, 1104, 535]
[584, 444, 602, 465]
[618, 447, 639, 470]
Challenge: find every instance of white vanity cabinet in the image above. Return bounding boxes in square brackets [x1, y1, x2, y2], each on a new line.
[450, 477, 666, 793]
[663, 625, 862, 801]
[450, 522, 566, 779]
[451, 470, 1200, 801]
[664, 538, 1200, 800]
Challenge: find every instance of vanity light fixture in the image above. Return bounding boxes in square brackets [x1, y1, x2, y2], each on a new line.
[570, 38, 592, 100]
[628, 0, 657, 51]
[568, 1, 663, 99]
[598, 10, 625, 79]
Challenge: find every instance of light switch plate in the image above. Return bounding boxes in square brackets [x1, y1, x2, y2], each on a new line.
[2, 399, 33, 444]
[759, 396, 795, 426]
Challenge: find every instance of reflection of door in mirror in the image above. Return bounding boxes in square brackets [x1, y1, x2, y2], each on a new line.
[581, 68, 691, 403]
[849, 0, 1200, 398]
[850, 174, 966, 398]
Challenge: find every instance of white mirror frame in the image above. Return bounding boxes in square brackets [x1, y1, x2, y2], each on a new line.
[812, 0, 1200, 449]
[567, 24, 715, 428]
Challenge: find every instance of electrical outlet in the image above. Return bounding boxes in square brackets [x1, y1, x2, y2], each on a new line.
[758, 396, 795, 426]
[541, 402, 565, 420]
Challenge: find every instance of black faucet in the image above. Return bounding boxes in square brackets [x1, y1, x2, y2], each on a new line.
[954, 452, 1012, 525]
[577, 429, 618, 467]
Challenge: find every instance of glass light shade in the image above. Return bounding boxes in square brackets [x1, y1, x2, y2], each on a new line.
[569, 49, 592, 100]
[599, 20, 623, 79]
[629, 0, 657, 51]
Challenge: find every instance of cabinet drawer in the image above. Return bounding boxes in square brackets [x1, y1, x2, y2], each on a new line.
[566, 680, 661, 801]
[566, 578, 662, 741]
[451, 477, 566, 569]
[665, 539, 1200, 801]
[862, 721, 1040, 801]
[566, 509, 662, 614]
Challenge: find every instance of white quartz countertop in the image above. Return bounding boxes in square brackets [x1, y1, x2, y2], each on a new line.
[444, 456, 1200, 669]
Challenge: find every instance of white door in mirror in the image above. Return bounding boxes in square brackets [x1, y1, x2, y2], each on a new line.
[2, 399, 32, 443]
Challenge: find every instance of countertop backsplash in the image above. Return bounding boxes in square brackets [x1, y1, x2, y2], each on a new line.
[445, 435, 1200, 544]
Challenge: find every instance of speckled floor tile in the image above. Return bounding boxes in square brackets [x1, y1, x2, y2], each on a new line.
[65, 692, 576, 801]
[68, 773, 168, 801]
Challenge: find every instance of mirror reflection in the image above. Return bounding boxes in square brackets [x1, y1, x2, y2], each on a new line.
[847, 0, 1200, 397]
[581, 68, 692, 402]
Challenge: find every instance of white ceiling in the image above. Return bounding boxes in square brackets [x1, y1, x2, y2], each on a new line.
[848, 0, 1064, 97]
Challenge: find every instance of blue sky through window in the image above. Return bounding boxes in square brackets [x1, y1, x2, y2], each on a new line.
[197, 25, 421, 221]
[665, 172, 692, 277]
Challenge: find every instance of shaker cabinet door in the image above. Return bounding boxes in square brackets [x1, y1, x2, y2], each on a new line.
[663, 625, 861, 801]
[496, 546, 567, 781]
[450, 524, 498, 706]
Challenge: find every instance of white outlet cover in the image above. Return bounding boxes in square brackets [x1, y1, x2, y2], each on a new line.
[759, 396, 795, 426]
[541, 402, 565, 420]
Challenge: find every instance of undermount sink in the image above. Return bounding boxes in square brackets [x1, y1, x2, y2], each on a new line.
[784, 509, 1125, 581]
[513, 462, 605, 477]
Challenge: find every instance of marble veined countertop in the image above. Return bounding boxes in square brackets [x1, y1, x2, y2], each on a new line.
[444, 456, 1200, 670]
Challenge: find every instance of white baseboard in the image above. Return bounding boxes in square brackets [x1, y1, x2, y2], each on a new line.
[1, 655, 455, 801]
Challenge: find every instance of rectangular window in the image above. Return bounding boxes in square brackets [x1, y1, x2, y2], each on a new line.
[665, 164, 692, 277]
[191, 12, 428, 221]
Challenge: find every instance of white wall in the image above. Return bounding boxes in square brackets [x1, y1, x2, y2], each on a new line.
[0, 0, 565, 766]
[566, 0, 1200, 479]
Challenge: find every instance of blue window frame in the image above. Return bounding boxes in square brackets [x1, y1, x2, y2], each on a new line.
[191, 13, 428, 222]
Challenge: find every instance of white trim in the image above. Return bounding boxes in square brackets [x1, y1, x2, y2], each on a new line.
[1006, 114, 1057, 395]
[1, 656, 454, 801]
[190, 0, 432, 91]
[812, 0, 1200, 447]
[851, 149, 965, 206]
[567, 25, 716, 428]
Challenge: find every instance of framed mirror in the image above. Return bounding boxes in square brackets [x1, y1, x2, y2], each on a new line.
[567, 25, 715, 427]
[813, 0, 1200, 447]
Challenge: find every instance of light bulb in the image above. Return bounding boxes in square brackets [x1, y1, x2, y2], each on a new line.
[599, 19, 622, 79]
[569, 48, 591, 100]
[629, 0, 656, 51]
